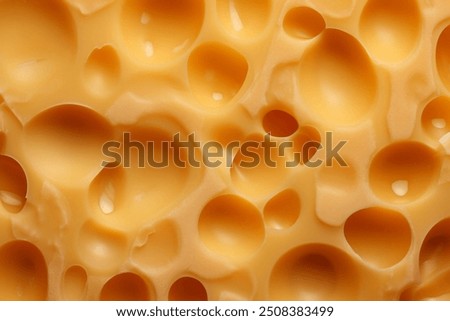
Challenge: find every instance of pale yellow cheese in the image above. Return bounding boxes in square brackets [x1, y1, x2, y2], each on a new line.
[0, 0, 448, 301]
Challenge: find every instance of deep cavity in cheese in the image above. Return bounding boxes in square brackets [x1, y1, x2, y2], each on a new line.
[0, 0, 449, 301]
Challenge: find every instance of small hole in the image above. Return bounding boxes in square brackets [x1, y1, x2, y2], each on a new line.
[421, 97, 450, 140]
[84, 45, 120, 97]
[131, 220, 180, 268]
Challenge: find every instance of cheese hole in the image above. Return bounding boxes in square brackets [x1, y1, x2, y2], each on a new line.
[231, 134, 289, 196]
[211, 270, 253, 300]
[432, 118, 446, 129]
[217, 0, 271, 37]
[188, 43, 248, 108]
[144, 41, 154, 57]
[0, 155, 27, 213]
[0, 240, 48, 300]
[169, 277, 207, 301]
[121, 0, 204, 63]
[99, 185, 115, 214]
[0, 0, 76, 96]
[369, 141, 441, 203]
[283, 7, 325, 39]
[360, 0, 421, 62]
[262, 109, 298, 137]
[292, 126, 321, 165]
[401, 219, 450, 300]
[391, 180, 409, 197]
[112, 125, 193, 231]
[311, 0, 354, 17]
[84, 46, 120, 97]
[24, 105, 113, 187]
[131, 220, 180, 269]
[90, 167, 124, 218]
[299, 29, 377, 125]
[264, 189, 300, 229]
[436, 26, 450, 91]
[212, 92, 224, 101]
[78, 221, 128, 273]
[344, 207, 412, 268]
[402, 271, 450, 301]
[198, 194, 264, 261]
[421, 97, 450, 140]
[269, 244, 357, 300]
[62, 266, 87, 300]
[419, 219, 450, 280]
[140, 12, 150, 24]
[100, 272, 150, 300]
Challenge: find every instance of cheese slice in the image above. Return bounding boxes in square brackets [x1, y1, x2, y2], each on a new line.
[0, 0, 449, 301]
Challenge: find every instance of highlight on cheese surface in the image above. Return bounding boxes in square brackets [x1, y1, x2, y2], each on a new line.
[0, 0, 449, 301]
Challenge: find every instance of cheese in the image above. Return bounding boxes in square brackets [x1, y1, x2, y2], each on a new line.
[0, 0, 449, 301]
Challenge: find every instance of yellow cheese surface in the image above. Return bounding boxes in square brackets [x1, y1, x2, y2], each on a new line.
[0, 0, 449, 300]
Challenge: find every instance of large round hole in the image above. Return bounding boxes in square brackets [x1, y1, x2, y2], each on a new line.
[0, 155, 27, 213]
[360, 0, 422, 62]
[299, 29, 377, 125]
[100, 272, 150, 301]
[131, 220, 180, 268]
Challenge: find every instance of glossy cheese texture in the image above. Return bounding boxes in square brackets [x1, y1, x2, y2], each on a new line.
[0, 0, 449, 301]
